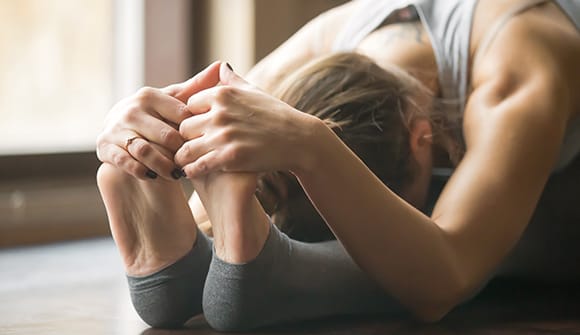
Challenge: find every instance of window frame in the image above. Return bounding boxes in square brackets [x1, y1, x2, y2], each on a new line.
[0, 0, 344, 248]
[0, 0, 195, 247]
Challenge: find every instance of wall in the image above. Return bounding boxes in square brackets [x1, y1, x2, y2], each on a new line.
[194, 0, 347, 75]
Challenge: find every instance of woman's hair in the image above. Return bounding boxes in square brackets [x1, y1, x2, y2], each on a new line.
[256, 52, 437, 242]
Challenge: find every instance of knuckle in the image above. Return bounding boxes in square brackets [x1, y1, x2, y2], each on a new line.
[127, 161, 145, 178]
[181, 142, 192, 156]
[135, 86, 156, 104]
[95, 138, 112, 161]
[159, 127, 182, 147]
[218, 127, 235, 143]
[132, 141, 153, 158]
[176, 104, 191, 120]
[178, 118, 191, 137]
[212, 107, 231, 125]
[162, 83, 179, 96]
[121, 105, 141, 124]
[95, 133, 106, 148]
[112, 151, 128, 167]
[175, 144, 191, 164]
[214, 86, 236, 104]
[224, 145, 242, 164]
[194, 160, 209, 175]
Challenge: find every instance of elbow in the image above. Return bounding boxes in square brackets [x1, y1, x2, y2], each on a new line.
[409, 275, 474, 323]
[412, 304, 453, 323]
[410, 296, 459, 323]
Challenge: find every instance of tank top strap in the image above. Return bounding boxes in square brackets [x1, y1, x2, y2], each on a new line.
[332, 0, 415, 52]
[554, 0, 580, 30]
[472, 0, 552, 70]
[413, 0, 478, 122]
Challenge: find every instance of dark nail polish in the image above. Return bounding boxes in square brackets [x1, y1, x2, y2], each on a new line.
[171, 168, 183, 180]
[226, 62, 233, 72]
[145, 170, 158, 179]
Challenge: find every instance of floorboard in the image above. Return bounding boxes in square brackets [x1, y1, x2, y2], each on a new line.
[1, 238, 579, 335]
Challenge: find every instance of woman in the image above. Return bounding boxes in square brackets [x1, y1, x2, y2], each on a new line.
[99, 53, 420, 329]
[96, 0, 580, 331]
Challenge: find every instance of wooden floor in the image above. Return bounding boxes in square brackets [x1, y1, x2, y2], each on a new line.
[1, 238, 579, 335]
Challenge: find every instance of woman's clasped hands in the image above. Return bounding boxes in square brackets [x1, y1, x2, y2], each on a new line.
[96, 61, 320, 181]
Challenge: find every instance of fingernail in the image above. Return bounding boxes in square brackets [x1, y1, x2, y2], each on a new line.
[145, 170, 158, 179]
[171, 168, 183, 180]
[226, 62, 233, 72]
[180, 169, 187, 178]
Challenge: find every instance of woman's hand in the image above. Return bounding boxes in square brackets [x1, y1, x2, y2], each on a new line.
[96, 61, 222, 180]
[175, 63, 321, 178]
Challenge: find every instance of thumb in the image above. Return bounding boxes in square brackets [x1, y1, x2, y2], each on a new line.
[219, 62, 251, 87]
[162, 60, 221, 103]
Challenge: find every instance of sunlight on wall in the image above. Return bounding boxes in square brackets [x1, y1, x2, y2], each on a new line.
[0, 0, 114, 154]
[206, 0, 255, 75]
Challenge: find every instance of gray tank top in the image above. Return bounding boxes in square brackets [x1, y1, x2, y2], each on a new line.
[333, 0, 580, 171]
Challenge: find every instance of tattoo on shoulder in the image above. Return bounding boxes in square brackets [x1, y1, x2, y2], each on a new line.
[384, 22, 426, 45]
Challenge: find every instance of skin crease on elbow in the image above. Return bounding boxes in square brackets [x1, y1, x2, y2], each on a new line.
[96, 0, 580, 325]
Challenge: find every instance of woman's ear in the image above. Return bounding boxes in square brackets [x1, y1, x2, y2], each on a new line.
[409, 118, 433, 164]
[405, 118, 433, 210]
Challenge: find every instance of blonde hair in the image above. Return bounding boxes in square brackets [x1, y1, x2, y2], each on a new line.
[257, 52, 440, 242]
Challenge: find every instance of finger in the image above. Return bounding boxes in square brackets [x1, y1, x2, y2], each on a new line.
[178, 113, 211, 140]
[135, 87, 191, 125]
[181, 150, 221, 178]
[186, 86, 219, 116]
[174, 137, 211, 171]
[98, 143, 152, 180]
[219, 62, 251, 87]
[137, 113, 184, 152]
[162, 61, 222, 103]
[126, 137, 183, 180]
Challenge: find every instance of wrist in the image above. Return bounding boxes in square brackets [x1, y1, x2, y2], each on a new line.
[290, 113, 333, 178]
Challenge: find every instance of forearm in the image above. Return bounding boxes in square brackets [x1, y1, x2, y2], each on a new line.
[294, 120, 465, 320]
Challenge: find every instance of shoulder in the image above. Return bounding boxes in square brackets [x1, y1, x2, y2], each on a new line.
[466, 4, 579, 146]
[308, 1, 364, 49]
[246, 1, 359, 91]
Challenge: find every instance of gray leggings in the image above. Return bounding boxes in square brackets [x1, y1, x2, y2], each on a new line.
[127, 224, 401, 331]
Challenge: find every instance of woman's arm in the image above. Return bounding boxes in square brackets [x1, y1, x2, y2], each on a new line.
[293, 21, 574, 320]
[176, 21, 575, 321]
[184, 1, 357, 225]
[296, 77, 568, 321]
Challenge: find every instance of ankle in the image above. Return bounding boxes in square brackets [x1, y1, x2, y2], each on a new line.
[214, 200, 270, 264]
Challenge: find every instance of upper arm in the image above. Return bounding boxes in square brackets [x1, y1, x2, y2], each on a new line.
[432, 18, 572, 298]
[245, 1, 358, 92]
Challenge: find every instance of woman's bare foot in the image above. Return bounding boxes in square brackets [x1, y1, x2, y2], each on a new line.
[192, 173, 270, 264]
[97, 163, 197, 276]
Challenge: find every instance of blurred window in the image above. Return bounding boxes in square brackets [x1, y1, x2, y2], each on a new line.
[0, 0, 146, 247]
[0, 0, 144, 154]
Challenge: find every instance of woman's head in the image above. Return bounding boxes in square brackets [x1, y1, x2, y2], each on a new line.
[256, 52, 437, 242]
